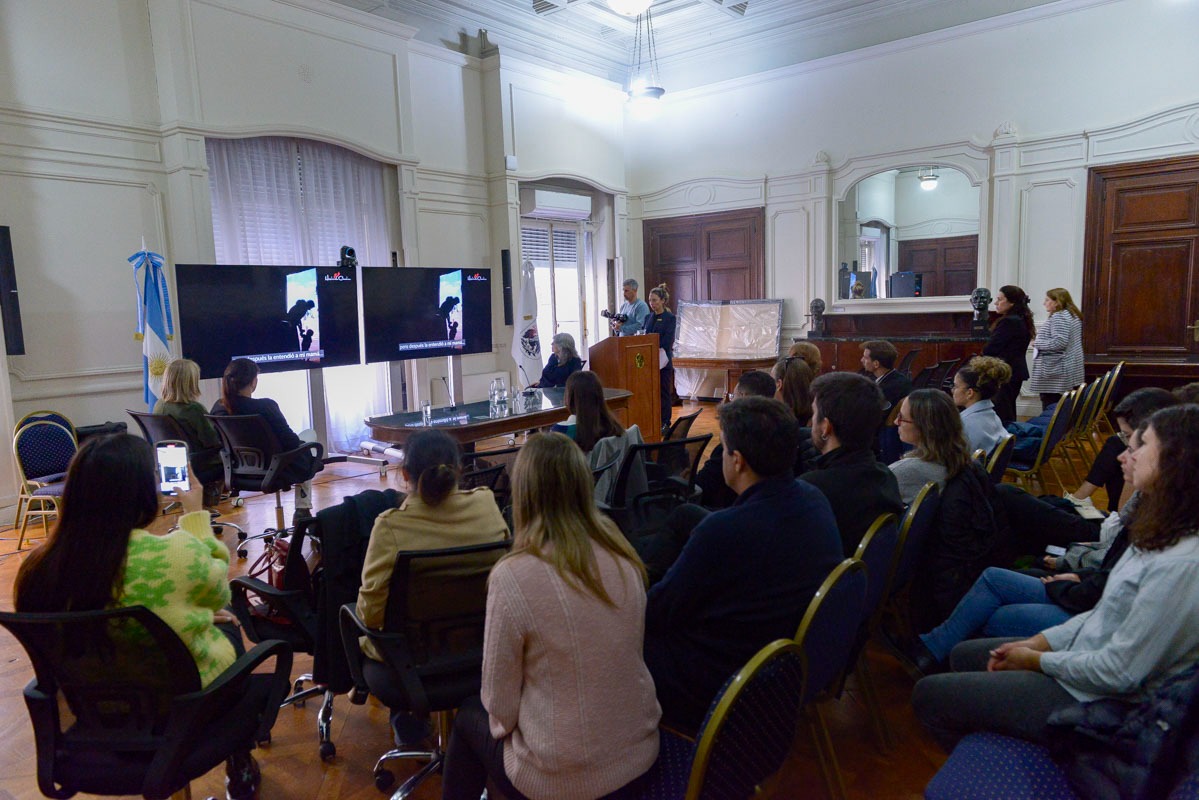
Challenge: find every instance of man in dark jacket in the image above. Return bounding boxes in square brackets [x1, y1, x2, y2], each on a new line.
[644, 397, 842, 731]
[695, 370, 777, 509]
[802, 372, 905, 555]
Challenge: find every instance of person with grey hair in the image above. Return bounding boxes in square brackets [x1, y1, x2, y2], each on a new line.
[531, 331, 584, 388]
[615, 278, 650, 336]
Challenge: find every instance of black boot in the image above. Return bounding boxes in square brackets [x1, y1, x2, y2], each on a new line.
[225, 751, 260, 800]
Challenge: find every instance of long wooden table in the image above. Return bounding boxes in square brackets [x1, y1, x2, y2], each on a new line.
[672, 356, 779, 396]
[365, 387, 632, 447]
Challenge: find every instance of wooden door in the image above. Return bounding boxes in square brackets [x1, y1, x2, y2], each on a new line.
[1084, 156, 1199, 366]
[643, 207, 764, 303]
[897, 235, 978, 297]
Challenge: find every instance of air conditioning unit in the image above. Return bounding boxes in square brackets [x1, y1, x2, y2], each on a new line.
[519, 188, 592, 221]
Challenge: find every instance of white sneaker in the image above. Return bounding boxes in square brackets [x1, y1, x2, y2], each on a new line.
[1064, 492, 1095, 508]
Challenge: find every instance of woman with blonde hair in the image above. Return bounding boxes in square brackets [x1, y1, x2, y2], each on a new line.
[643, 284, 677, 434]
[1028, 287, 1084, 409]
[442, 432, 660, 800]
[155, 358, 224, 506]
[952, 355, 1012, 455]
[787, 340, 822, 375]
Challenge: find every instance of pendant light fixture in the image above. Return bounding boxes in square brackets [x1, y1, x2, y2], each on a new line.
[627, 7, 664, 104]
[919, 167, 939, 191]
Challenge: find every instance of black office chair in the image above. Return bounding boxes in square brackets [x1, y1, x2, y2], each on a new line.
[461, 445, 521, 510]
[0, 605, 291, 800]
[663, 407, 702, 442]
[603, 434, 712, 533]
[207, 414, 324, 541]
[896, 348, 921, 377]
[229, 516, 337, 760]
[340, 539, 512, 799]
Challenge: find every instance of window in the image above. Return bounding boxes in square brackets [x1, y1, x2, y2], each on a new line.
[206, 136, 391, 453]
[520, 222, 586, 353]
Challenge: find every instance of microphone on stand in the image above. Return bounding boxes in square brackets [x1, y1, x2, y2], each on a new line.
[518, 365, 533, 390]
[441, 376, 455, 408]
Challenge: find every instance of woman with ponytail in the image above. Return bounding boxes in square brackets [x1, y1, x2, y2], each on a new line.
[983, 284, 1035, 425]
[211, 357, 321, 524]
[354, 429, 509, 743]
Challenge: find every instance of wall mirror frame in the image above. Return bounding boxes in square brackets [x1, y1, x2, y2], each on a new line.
[824, 143, 993, 313]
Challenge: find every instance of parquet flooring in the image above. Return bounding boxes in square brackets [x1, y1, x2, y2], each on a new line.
[0, 402, 1105, 799]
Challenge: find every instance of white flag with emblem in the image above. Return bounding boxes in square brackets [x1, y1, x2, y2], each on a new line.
[512, 259, 542, 387]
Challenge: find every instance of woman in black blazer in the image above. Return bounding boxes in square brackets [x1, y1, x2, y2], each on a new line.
[982, 285, 1034, 425]
[643, 284, 677, 435]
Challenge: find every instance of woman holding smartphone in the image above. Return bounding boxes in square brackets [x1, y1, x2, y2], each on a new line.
[14, 434, 261, 798]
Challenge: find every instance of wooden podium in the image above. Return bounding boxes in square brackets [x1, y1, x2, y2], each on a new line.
[588, 333, 661, 442]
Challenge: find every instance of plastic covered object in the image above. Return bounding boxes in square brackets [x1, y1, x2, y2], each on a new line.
[674, 299, 783, 359]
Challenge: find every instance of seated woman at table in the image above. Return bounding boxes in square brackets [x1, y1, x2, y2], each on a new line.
[14, 434, 262, 798]
[552, 370, 625, 453]
[913, 404, 1199, 752]
[356, 428, 509, 746]
[530, 332, 583, 389]
[951, 356, 1011, 456]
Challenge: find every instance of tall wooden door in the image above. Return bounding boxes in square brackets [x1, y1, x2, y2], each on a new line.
[643, 207, 764, 303]
[1084, 156, 1199, 370]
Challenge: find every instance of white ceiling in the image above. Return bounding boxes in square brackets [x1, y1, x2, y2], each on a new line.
[328, 0, 1069, 90]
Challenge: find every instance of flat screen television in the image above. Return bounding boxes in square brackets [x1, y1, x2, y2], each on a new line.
[362, 267, 493, 363]
[176, 264, 362, 379]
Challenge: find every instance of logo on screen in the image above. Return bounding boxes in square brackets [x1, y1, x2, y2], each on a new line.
[324, 271, 352, 282]
[466, 272, 488, 282]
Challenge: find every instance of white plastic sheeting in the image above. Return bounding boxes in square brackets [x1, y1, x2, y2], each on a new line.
[674, 299, 784, 399]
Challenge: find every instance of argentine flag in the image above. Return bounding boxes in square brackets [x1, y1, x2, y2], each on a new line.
[131, 249, 174, 410]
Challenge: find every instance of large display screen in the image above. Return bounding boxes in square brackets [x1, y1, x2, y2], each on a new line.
[362, 267, 494, 363]
[176, 264, 362, 379]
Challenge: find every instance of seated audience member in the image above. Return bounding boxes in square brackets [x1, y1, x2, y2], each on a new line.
[551, 370, 623, 452]
[355, 429, 508, 746]
[1175, 382, 1199, 404]
[155, 357, 225, 506]
[211, 357, 321, 525]
[952, 356, 1012, 456]
[905, 426, 1146, 674]
[861, 339, 913, 410]
[644, 397, 842, 730]
[1066, 387, 1178, 514]
[442, 433, 659, 800]
[913, 405, 1199, 752]
[787, 340, 823, 375]
[801, 372, 904, 555]
[772, 356, 814, 426]
[14, 434, 261, 798]
[696, 370, 778, 509]
[889, 389, 973, 505]
[531, 332, 583, 389]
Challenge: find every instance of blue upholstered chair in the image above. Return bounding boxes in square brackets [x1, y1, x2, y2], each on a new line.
[618, 639, 807, 800]
[12, 420, 77, 550]
[847, 513, 901, 750]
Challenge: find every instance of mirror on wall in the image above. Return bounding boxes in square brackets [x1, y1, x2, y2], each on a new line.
[836, 166, 980, 299]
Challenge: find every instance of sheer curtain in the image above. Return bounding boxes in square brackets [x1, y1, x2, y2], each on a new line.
[206, 136, 391, 453]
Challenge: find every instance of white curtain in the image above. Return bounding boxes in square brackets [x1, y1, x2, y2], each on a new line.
[206, 136, 391, 453]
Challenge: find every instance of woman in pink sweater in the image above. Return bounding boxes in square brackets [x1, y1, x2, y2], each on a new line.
[441, 433, 661, 800]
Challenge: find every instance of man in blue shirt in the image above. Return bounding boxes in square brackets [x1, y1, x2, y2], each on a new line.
[643, 396, 844, 730]
[615, 278, 650, 336]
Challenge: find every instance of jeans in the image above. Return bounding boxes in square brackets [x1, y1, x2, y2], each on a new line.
[919, 567, 1072, 662]
[442, 696, 530, 800]
[912, 638, 1078, 752]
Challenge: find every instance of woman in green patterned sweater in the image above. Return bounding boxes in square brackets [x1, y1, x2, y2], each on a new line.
[15, 434, 260, 798]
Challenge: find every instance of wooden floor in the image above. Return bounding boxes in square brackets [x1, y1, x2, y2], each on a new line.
[1, 400, 1101, 800]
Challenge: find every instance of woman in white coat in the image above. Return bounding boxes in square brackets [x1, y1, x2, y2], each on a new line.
[1027, 288, 1084, 409]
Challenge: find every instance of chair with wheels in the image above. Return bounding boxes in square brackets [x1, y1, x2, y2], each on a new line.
[592, 452, 621, 485]
[340, 539, 512, 800]
[229, 516, 336, 760]
[207, 413, 325, 546]
[12, 420, 77, 550]
[622, 639, 809, 799]
[0, 605, 292, 800]
[792, 559, 869, 800]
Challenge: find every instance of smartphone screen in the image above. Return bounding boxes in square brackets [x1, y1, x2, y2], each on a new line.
[156, 440, 190, 495]
[1044, 545, 1067, 557]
